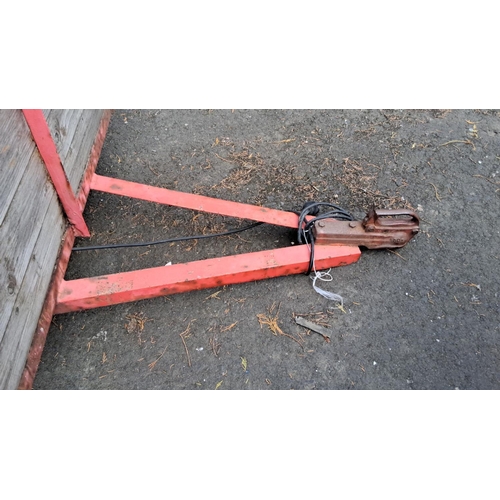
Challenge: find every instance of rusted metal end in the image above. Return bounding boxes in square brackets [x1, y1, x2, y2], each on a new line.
[313, 209, 420, 249]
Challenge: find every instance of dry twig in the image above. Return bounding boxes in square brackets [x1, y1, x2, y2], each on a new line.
[148, 342, 168, 370]
[209, 335, 221, 357]
[179, 320, 196, 367]
[439, 139, 475, 149]
[472, 174, 500, 186]
[386, 249, 407, 261]
[220, 321, 238, 332]
[429, 182, 441, 202]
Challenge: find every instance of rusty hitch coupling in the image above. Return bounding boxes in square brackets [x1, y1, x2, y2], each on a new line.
[312, 208, 420, 249]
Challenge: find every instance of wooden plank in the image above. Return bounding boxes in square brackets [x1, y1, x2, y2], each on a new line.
[0, 148, 63, 346]
[63, 110, 105, 194]
[18, 227, 75, 390]
[0, 109, 109, 389]
[0, 196, 65, 389]
[43, 109, 83, 163]
[0, 109, 36, 226]
[32, 110, 104, 195]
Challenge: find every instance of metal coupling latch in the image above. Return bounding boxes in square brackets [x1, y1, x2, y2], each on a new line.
[312, 208, 420, 249]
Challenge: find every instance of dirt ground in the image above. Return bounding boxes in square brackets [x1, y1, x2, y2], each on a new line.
[33, 109, 500, 390]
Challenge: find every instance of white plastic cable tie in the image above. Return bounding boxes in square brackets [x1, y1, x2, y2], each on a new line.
[310, 269, 344, 306]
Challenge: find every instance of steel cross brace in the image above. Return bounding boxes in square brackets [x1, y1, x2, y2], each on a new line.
[54, 174, 361, 313]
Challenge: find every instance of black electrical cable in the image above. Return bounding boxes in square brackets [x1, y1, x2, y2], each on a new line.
[72, 199, 354, 278]
[296, 202, 354, 275]
[72, 221, 264, 252]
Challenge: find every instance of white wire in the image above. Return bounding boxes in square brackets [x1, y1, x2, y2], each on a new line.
[311, 270, 344, 306]
[305, 238, 344, 306]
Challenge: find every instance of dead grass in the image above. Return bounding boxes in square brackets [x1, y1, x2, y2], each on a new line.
[148, 342, 168, 371]
[354, 126, 377, 138]
[257, 302, 304, 349]
[334, 158, 405, 209]
[189, 149, 409, 237]
[216, 149, 265, 167]
[210, 149, 265, 192]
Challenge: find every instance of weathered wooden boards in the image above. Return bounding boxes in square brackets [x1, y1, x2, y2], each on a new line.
[44, 110, 105, 194]
[0, 109, 106, 389]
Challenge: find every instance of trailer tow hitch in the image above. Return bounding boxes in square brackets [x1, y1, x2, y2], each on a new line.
[312, 208, 420, 250]
[55, 175, 420, 313]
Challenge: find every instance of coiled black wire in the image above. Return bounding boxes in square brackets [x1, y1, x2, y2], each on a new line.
[296, 202, 354, 275]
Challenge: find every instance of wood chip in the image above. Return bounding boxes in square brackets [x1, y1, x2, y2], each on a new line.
[295, 317, 331, 339]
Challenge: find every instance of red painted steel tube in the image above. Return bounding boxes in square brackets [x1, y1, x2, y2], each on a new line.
[55, 244, 361, 313]
[91, 174, 302, 228]
[22, 109, 90, 237]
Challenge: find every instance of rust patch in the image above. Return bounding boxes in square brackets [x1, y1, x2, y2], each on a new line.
[313, 208, 420, 250]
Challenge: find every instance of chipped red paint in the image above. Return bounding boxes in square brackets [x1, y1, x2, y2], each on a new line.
[22, 109, 90, 237]
[55, 244, 361, 313]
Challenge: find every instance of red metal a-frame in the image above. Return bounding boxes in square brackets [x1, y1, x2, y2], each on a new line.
[19, 110, 418, 389]
[55, 174, 361, 313]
